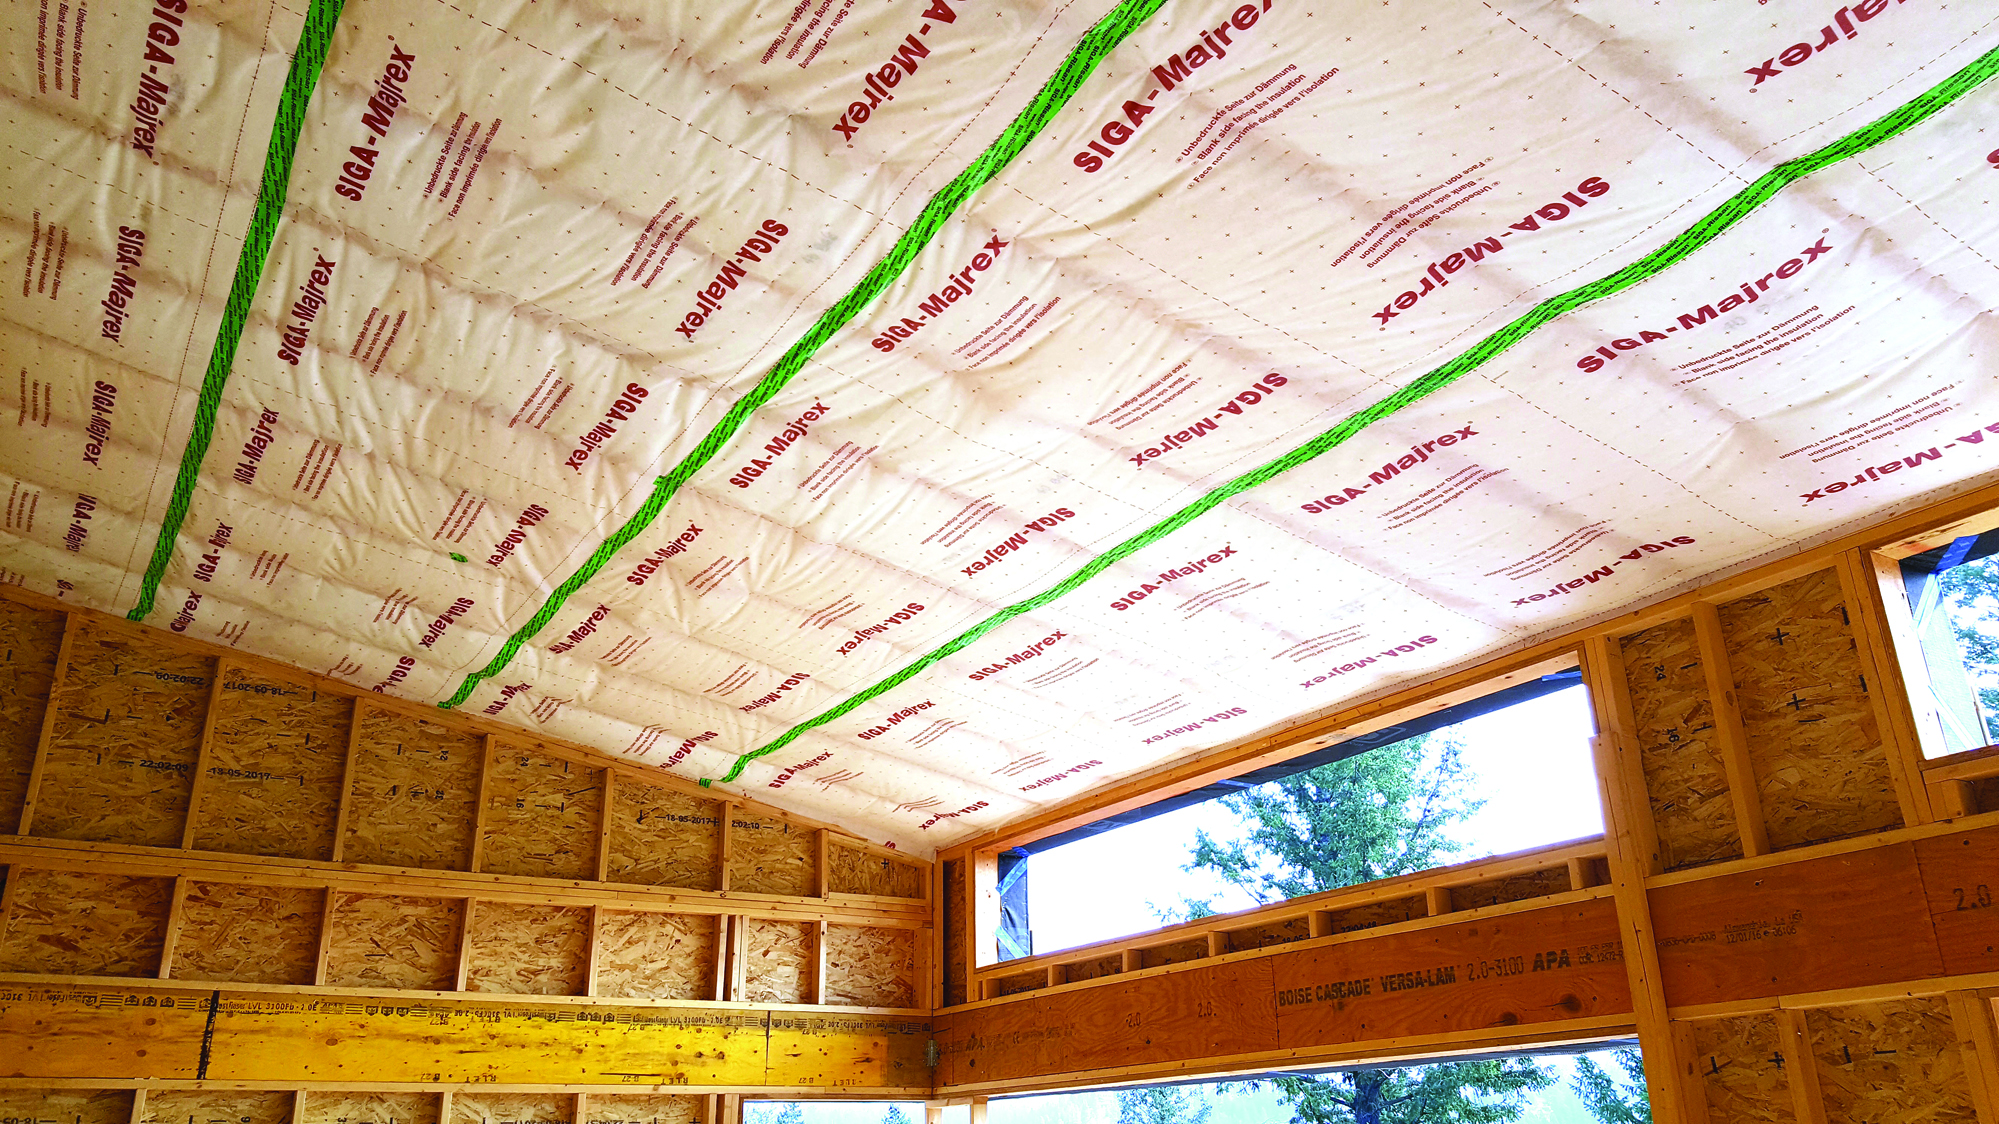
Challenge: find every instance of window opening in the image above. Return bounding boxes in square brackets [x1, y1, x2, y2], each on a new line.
[1899, 528, 1999, 755]
[1015, 673, 1601, 958]
[742, 1102, 925, 1123]
[981, 1043, 1648, 1123]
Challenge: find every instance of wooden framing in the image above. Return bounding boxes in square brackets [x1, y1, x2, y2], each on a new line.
[1775, 1008, 1830, 1124]
[922, 481, 1999, 1116]
[1837, 552, 1936, 826]
[0, 586, 933, 1100]
[1585, 639, 1687, 1123]
[178, 665, 230, 851]
[14, 610, 77, 837]
[1689, 602, 1768, 858]
[16, 484, 1999, 1111]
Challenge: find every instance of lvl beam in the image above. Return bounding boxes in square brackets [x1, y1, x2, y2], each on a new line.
[0, 982, 929, 1091]
[933, 816, 1999, 1093]
[936, 893, 1630, 1093]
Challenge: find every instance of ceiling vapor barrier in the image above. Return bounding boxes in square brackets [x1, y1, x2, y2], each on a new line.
[5, 0, 1999, 852]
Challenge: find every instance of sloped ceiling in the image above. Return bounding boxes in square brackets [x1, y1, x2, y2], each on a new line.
[5, 0, 1998, 852]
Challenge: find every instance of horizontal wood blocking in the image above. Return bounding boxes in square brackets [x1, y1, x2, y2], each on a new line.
[940, 894, 1632, 1092]
[0, 838, 921, 925]
[0, 1090, 721, 1124]
[0, 858, 924, 1013]
[968, 836, 1610, 1003]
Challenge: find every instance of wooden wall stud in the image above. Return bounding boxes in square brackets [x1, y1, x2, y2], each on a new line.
[1691, 602, 1770, 857]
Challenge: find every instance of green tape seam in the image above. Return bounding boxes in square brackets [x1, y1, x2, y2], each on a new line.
[126, 0, 349, 622]
[707, 40, 1999, 784]
[437, 0, 1169, 710]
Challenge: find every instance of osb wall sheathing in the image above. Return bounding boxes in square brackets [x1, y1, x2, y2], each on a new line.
[0, 1088, 135, 1124]
[481, 744, 603, 880]
[1806, 997, 1979, 1123]
[605, 780, 721, 891]
[1621, 620, 1742, 869]
[0, 600, 63, 828]
[580, 1095, 698, 1124]
[1720, 569, 1902, 849]
[593, 909, 716, 1001]
[1451, 866, 1572, 911]
[194, 666, 351, 860]
[1063, 953, 1122, 983]
[1324, 895, 1425, 935]
[828, 845, 925, 899]
[299, 1091, 442, 1124]
[728, 811, 815, 897]
[1140, 938, 1208, 969]
[993, 970, 1043, 997]
[463, 902, 589, 995]
[343, 709, 483, 870]
[942, 858, 966, 1006]
[0, 868, 170, 976]
[141, 1091, 294, 1124]
[741, 918, 814, 1004]
[171, 882, 324, 985]
[323, 893, 463, 991]
[35, 625, 211, 847]
[449, 1094, 572, 1124]
[1223, 915, 1312, 953]
[1689, 1015, 1795, 1122]
[823, 924, 915, 1008]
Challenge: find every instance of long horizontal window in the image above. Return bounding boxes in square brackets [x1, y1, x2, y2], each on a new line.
[1011, 672, 1602, 959]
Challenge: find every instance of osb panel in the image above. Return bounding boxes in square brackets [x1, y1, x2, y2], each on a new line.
[0, 868, 170, 976]
[0, 1088, 134, 1124]
[943, 858, 966, 1007]
[580, 1096, 697, 1124]
[1223, 915, 1312, 953]
[741, 918, 813, 1005]
[1063, 953, 1122, 983]
[480, 743, 602, 881]
[593, 910, 717, 1001]
[0, 600, 64, 830]
[342, 708, 483, 871]
[463, 902, 589, 995]
[171, 881, 323, 985]
[727, 811, 815, 897]
[1974, 775, 1999, 816]
[823, 924, 915, 1008]
[1450, 866, 1572, 911]
[36, 624, 210, 847]
[993, 970, 1044, 997]
[1139, 938, 1208, 969]
[604, 779, 721, 891]
[299, 1092, 441, 1124]
[827, 845, 925, 898]
[1323, 895, 1425, 935]
[1622, 620, 1742, 869]
[1719, 570, 1902, 850]
[141, 1091, 293, 1124]
[450, 1094, 571, 1124]
[193, 666, 351, 860]
[1807, 997, 1978, 1124]
[1689, 1015, 1795, 1122]
[323, 892, 463, 991]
